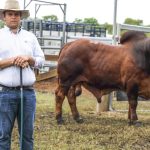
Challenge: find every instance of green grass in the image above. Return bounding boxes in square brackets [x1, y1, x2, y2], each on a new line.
[11, 91, 150, 150]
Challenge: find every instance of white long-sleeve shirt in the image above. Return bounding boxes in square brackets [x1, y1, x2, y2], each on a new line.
[0, 26, 45, 87]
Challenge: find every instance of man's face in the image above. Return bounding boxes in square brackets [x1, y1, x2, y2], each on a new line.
[3, 11, 21, 29]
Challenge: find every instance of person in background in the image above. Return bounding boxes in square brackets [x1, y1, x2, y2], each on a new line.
[0, 0, 45, 149]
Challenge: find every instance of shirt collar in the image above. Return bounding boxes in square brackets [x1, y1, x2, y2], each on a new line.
[4, 26, 22, 34]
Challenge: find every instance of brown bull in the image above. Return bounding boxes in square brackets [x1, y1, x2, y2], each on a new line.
[55, 30, 150, 125]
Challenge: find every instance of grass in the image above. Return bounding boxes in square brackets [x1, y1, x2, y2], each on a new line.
[11, 90, 150, 150]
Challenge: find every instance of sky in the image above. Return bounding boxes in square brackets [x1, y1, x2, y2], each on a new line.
[1, 0, 150, 25]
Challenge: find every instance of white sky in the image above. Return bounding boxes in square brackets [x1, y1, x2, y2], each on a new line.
[1, 0, 150, 25]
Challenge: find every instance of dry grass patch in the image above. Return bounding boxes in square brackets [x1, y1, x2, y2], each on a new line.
[11, 90, 150, 150]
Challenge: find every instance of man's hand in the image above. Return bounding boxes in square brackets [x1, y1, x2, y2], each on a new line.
[0, 55, 35, 69]
[13, 56, 31, 68]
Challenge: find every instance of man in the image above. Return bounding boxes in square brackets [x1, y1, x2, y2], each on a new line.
[0, 0, 45, 149]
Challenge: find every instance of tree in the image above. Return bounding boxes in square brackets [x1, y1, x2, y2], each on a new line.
[124, 18, 143, 26]
[42, 15, 58, 21]
[83, 17, 99, 26]
[73, 18, 83, 23]
[102, 23, 113, 34]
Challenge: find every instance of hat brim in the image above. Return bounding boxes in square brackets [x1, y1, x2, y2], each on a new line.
[0, 9, 30, 20]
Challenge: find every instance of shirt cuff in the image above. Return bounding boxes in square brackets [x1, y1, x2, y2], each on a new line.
[33, 57, 44, 69]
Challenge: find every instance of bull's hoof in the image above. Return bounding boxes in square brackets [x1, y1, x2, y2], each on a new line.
[57, 118, 64, 125]
[74, 117, 84, 123]
[56, 114, 64, 125]
[128, 121, 142, 127]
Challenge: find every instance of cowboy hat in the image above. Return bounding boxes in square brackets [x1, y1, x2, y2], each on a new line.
[0, 0, 30, 20]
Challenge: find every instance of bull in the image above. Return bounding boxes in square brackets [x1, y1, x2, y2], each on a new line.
[55, 30, 150, 126]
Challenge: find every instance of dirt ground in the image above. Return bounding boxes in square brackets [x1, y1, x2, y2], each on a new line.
[34, 78, 58, 92]
[34, 77, 91, 96]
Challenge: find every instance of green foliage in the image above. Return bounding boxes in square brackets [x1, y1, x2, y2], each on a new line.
[83, 17, 99, 26]
[42, 15, 58, 21]
[73, 18, 83, 23]
[124, 18, 143, 26]
[0, 20, 4, 28]
[102, 22, 113, 34]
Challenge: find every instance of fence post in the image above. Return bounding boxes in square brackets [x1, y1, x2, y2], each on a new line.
[96, 95, 109, 114]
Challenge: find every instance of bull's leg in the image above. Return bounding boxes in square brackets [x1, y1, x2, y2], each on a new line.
[128, 100, 138, 121]
[128, 100, 142, 126]
[67, 86, 83, 123]
[127, 84, 141, 126]
[55, 86, 65, 124]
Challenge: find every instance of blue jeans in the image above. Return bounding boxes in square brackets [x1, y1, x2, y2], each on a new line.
[0, 88, 36, 150]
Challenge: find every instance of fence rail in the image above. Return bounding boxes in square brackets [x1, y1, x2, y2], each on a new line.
[117, 24, 150, 36]
[66, 36, 112, 44]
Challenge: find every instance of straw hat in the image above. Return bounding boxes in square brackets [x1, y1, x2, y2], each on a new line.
[0, 0, 30, 20]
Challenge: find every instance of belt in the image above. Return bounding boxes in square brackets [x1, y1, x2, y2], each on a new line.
[0, 84, 33, 91]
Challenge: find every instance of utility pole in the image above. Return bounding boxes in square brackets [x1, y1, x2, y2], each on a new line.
[113, 0, 118, 45]
[24, 0, 26, 9]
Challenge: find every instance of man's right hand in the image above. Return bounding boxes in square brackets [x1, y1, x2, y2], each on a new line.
[13, 56, 29, 68]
